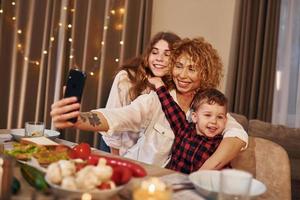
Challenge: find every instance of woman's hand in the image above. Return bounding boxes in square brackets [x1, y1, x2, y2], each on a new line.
[147, 77, 165, 89]
[50, 97, 81, 129]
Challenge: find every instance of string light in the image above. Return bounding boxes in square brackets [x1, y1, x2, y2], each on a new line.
[118, 8, 125, 15]
[115, 24, 123, 30]
[110, 10, 115, 15]
[3, 2, 126, 75]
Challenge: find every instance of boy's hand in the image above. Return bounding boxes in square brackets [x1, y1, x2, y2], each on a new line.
[147, 77, 165, 89]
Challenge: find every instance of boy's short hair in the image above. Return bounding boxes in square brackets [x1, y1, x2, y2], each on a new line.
[191, 88, 228, 112]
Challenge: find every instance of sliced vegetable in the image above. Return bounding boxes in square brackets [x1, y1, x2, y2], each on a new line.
[20, 163, 48, 191]
[11, 177, 21, 194]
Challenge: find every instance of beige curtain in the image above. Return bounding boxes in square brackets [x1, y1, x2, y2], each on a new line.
[228, 0, 281, 122]
[0, 0, 152, 146]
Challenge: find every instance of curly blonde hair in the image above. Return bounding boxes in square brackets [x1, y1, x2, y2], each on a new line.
[168, 37, 223, 90]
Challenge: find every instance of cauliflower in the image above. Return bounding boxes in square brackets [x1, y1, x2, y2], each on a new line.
[61, 176, 77, 190]
[46, 162, 62, 184]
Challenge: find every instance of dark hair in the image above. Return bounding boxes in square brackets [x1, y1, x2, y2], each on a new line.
[191, 88, 228, 112]
[119, 32, 181, 100]
[169, 37, 223, 91]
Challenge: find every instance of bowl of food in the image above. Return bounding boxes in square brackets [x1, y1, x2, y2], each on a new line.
[45, 144, 147, 199]
[189, 170, 266, 199]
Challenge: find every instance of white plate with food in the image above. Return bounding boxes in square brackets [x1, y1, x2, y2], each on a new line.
[10, 129, 60, 141]
[46, 177, 125, 199]
[189, 170, 266, 199]
[45, 159, 126, 199]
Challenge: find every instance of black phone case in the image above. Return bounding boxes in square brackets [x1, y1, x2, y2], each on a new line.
[64, 69, 86, 123]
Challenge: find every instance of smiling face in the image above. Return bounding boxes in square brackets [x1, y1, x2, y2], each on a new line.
[172, 53, 201, 95]
[192, 102, 227, 137]
[148, 39, 171, 77]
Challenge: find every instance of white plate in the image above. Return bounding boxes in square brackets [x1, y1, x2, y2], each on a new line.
[10, 129, 60, 141]
[189, 170, 267, 199]
[45, 176, 125, 199]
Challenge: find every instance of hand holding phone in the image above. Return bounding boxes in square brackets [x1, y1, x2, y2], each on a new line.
[64, 69, 87, 123]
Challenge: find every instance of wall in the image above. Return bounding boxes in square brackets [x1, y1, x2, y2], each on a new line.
[151, 0, 240, 92]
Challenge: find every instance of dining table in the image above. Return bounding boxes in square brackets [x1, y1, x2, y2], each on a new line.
[0, 129, 204, 200]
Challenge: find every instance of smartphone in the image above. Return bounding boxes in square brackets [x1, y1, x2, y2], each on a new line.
[64, 69, 87, 123]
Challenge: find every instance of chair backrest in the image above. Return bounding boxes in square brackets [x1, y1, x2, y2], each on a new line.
[231, 136, 291, 200]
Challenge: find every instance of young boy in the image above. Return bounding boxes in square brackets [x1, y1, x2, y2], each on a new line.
[148, 77, 229, 174]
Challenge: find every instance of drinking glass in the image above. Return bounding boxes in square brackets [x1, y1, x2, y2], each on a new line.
[218, 169, 252, 200]
[25, 121, 45, 137]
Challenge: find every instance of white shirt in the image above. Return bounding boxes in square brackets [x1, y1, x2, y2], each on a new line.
[96, 84, 248, 167]
[101, 70, 149, 155]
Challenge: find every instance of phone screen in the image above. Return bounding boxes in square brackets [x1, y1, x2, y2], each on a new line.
[64, 69, 86, 123]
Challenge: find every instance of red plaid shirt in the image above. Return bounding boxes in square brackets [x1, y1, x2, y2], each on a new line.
[156, 86, 228, 174]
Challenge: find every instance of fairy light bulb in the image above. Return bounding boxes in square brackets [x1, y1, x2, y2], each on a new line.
[69, 55, 74, 59]
[12, 17, 16, 20]
[68, 24, 72, 28]
[17, 44, 22, 48]
[90, 72, 94, 76]
[119, 8, 125, 14]
[115, 24, 123, 30]
[71, 8, 75, 12]
[101, 41, 104, 45]
[0, 10, 3, 14]
[119, 41, 124, 45]
[68, 38, 72, 42]
[17, 30, 22, 34]
[58, 22, 63, 27]
[93, 57, 98, 61]
[24, 57, 28, 61]
[35, 61, 40, 66]
[110, 10, 115, 15]
[104, 26, 108, 30]
[43, 50, 48, 54]
[12, 2, 16, 6]
[63, 6, 67, 10]
[50, 37, 55, 42]
[115, 58, 119, 62]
